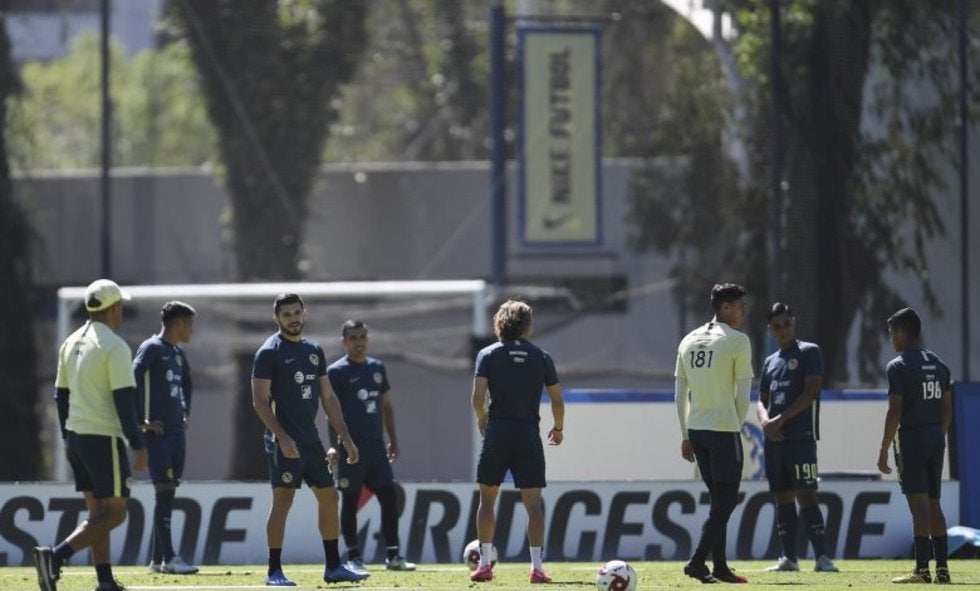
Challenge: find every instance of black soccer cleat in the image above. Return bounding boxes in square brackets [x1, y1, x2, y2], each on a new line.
[684, 561, 719, 584]
[33, 546, 60, 591]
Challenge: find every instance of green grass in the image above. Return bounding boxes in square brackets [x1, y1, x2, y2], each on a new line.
[2, 560, 979, 590]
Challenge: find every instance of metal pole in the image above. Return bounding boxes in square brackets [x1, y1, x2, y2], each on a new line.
[100, 0, 112, 278]
[489, 3, 507, 288]
[769, 0, 783, 304]
[960, 0, 971, 381]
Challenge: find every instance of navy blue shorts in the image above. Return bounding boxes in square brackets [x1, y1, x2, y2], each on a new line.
[477, 420, 545, 489]
[765, 439, 819, 493]
[145, 431, 186, 486]
[897, 426, 945, 498]
[689, 429, 743, 484]
[335, 440, 394, 494]
[65, 431, 133, 499]
[267, 439, 334, 489]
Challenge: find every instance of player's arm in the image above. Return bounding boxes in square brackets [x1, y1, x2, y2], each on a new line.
[251, 377, 299, 459]
[756, 386, 771, 423]
[108, 342, 146, 472]
[181, 351, 193, 418]
[733, 336, 754, 423]
[380, 391, 401, 461]
[674, 350, 694, 463]
[772, 374, 822, 425]
[471, 376, 490, 436]
[54, 343, 70, 439]
[877, 394, 902, 474]
[132, 343, 164, 435]
[318, 375, 359, 464]
[545, 383, 564, 445]
[941, 387, 953, 435]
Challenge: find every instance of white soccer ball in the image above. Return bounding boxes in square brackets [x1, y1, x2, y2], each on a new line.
[462, 539, 498, 571]
[595, 559, 637, 591]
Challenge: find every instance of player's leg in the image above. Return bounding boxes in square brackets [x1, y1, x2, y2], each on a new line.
[472, 423, 510, 580]
[893, 434, 934, 583]
[308, 442, 369, 583]
[926, 438, 949, 583]
[151, 431, 197, 573]
[365, 447, 413, 570]
[765, 441, 800, 570]
[334, 444, 366, 568]
[511, 426, 549, 582]
[706, 432, 744, 582]
[792, 441, 836, 571]
[265, 443, 300, 585]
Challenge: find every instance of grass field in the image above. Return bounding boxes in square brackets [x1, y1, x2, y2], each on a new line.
[2, 560, 979, 590]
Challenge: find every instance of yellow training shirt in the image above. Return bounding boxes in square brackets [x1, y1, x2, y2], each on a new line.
[675, 320, 754, 432]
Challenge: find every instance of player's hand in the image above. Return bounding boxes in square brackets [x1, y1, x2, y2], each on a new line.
[142, 420, 164, 435]
[182, 413, 190, 430]
[131, 448, 148, 472]
[278, 434, 300, 459]
[326, 447, 339, 471]
[681, 439, 695, 463]
[762, 416, 784, 442]
[342, 437, 360, 464]
[387, 441, 399, 463]
[547, 427, 563, 446]
[477, 414, 488, 437]
[877, 448, 892, 474]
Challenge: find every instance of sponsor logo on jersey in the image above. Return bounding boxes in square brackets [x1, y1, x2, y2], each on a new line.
[301, 385, 312, 400]
[294, 371, 305, 384]
[358, 389, 369, 401]
[373, 372, 383, 384]
[166, 369, 175, 382]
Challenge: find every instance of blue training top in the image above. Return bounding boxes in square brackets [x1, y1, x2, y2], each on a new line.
[759, 340, 823, 441]
[475, 339, 559, 424]
[327, 355, 390, 443]
[252, 333, 327, 449]
[133, 334, 192, 432]
[886, 347, 951, 430]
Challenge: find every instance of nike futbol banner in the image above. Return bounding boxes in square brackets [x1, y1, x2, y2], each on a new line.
[518, 27, 601, 245]
[0, 481, 957, 566]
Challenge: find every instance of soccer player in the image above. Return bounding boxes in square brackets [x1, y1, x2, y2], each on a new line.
[251, 293, 369, 586]
[326, 320, 415, 572]
[133, 301, 199, 575]
[469, 300, 565, 584]
[757, 302, 838, 573]
[877, 307, 952, 584]
[34, 279, 146, 591]
[675, 283, 754, 584]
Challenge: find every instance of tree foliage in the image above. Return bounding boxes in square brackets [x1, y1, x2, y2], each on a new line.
[0, 9, 41, 479]
[167, 0, 369, 281]
[9, 33, 215, 170]
[627, 0, 979, 383]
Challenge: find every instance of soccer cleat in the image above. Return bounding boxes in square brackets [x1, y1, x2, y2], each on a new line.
[935, 567, 951, 584]
[530, 568, 552, 584]
[891, 568, 931, 584]
[265, 570, 297, 586]
[712, 568, 748, 583]
[345, 558, 368, 574]
[160, 556, 199, 574]
[684, 561, 719, 584]
[148, 561, 162, 573]
[385, 556, 416, 571]
[94, 580, 127, 591]
[766, 556, 800, 572]
[470, 564, 494, 582]
[814, 554, 839, 572]
[323, 564, 370, 583]
[33, 546, 60, 591]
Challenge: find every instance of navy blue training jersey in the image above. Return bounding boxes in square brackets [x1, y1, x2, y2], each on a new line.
[133, 334, 192, 432]
[327, 356, 390, 443]
[474, 339, 559, 423]
[758, 340, 823, 440]
[886, 347, 951, 430]
[252, 333, 327, 447]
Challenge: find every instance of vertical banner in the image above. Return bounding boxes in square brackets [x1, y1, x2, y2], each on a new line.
[519, 28, 601, 245]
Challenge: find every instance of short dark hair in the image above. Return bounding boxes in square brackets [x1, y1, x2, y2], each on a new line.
[161, 300, 196, 325]
[341, 319, 367, 338]
[887, 307, 921, 339]
[274, 293, 304, 314]
[767, 301, 793, 321]
[710, 283, 747, 312]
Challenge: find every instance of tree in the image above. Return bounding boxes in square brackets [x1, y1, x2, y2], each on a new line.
[628, 0, 978, 383]
[168, 0, 369, 281]
[9, 33, 215, 170]
[0, 7, 42, 479]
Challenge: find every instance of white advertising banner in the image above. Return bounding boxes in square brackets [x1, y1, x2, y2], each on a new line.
[519, 28, 601, 245]
[0, 480, 954, 566]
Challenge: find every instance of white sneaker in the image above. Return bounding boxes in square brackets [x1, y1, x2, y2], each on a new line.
[385, 555, 416, 571]
[161, 556, 199, 574]
[766, 556, 800, 572]
[345, 558, 368, 574]
[148, 561, 162, 573]
[814, 554, 839, 572]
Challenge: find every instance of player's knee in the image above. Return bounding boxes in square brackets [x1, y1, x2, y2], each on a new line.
[795, 490, 818, 507]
